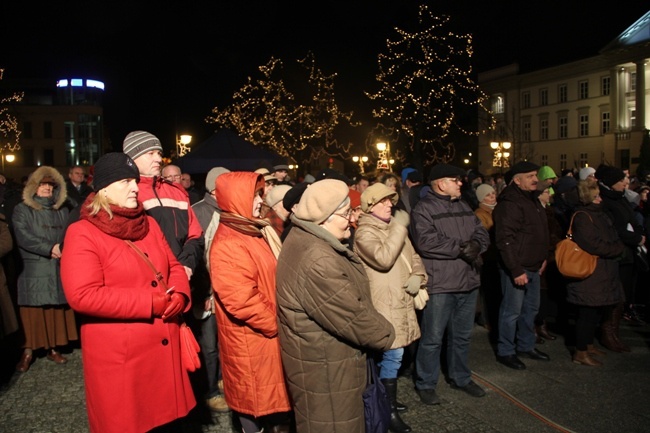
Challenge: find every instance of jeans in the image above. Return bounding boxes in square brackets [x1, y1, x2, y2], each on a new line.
[379, 347, 404, 380]
[196, 313, 221, 398]
[415, 289, 478, 390]
[497, 268, 540, 356]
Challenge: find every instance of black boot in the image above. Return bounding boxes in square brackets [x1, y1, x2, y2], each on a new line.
[381, 379, 411, 433]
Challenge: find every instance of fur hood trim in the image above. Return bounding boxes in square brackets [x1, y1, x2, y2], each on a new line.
[22, 166, 68, 210]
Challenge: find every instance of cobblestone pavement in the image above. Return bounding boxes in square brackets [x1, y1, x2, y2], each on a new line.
[1, 320, 649, 433]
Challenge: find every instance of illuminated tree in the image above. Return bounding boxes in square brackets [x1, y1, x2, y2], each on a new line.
[0, 69, 23, 157]
[206, 52, 358, 168]
[366, 4, 494, 170]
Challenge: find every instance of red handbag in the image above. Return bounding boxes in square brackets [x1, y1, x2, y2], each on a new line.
[125, 240, 201, 372]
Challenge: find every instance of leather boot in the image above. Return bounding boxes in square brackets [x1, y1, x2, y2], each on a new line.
[586, 344, 606, 356]
[600, 308, 624, 353]
[611, 303, 631, 352]
[572, 350, 602, 366]
[537, 320, 557, 341]
[15, 351, 33, 373]
[381, 379, 411, 433]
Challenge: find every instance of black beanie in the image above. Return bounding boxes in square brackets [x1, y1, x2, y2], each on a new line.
[598, 165, 626, 188]
[92, 153, 140, 191]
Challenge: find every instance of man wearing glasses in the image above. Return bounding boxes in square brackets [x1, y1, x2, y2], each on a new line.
[410, 164, 490, 405]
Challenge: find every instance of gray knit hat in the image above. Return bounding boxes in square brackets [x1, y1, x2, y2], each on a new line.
[205, 167, 231, 192]
[122, 130, 163, 160]
[294, 179, 350, 224]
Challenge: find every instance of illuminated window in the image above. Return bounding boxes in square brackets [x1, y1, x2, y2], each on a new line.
[493, 96, 504, 114]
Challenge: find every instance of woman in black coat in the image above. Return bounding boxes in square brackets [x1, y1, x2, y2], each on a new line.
[567, 181, 625, 366]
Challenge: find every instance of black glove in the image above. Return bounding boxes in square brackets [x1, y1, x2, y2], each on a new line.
[472, 255, 484, 272]
[459, 239, 481, 263]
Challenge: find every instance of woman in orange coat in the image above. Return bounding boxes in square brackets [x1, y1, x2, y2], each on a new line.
[209, 171, 291, 433]
[61, 153, 195, 433]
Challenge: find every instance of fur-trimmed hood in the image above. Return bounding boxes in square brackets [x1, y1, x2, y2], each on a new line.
[22, 166, 68, 210]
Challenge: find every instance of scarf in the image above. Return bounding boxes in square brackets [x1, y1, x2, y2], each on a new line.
[220, 211, 282, 259]
[80, 193, 149, 241]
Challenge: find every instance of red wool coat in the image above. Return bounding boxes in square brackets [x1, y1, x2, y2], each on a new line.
[61, 216, 195, 433]
[210, 171, 291, 417]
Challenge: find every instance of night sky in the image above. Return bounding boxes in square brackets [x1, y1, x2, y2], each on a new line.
[2, 2, 648, 155]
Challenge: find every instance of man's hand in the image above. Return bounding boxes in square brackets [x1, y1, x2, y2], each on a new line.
[459, 240, 481, 263]
[538, 259, 547, 276]
[513, 273, 529, 286]
[51, 243, 62, 259]
[184, 266, 193, 280]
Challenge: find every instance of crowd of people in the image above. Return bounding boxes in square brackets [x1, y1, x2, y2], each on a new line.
[1, 131, 649, 433]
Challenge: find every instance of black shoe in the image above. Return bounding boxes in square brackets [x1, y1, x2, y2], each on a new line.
[496, 354, 526, 370]
[417, 388, 440, 405]
[450, 380, 486, 397]
[517, 348, 550, 361]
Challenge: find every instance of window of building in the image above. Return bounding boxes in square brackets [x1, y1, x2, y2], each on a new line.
[579, 80, 589, 99]
[560, 153, 567, 170]
[558, 84, 567, 103]
[44, 121, 53, 139]
[540, 88, 548, 106]
[522, 120, 531, 142]
[522, 92, 530, 109]
[23, 121, 33, 139]
[541, 154, 548, 166]
[601, 76, 610, 96]
[493, 96, 504, 114]
[630, 72, 636, 92]
[601, 112, 610, 134]
[579, 153, 588, 167]
[43, 148, 54, 166]
[559, 116, 568, 138]
[540, 118, 549, 140]
[579, 114, 589, 136]
[631, 109, 636, 127]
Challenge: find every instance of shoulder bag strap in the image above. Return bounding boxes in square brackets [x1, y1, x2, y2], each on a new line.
[124, 240, 169, 291]
[567, 211, 593, 237]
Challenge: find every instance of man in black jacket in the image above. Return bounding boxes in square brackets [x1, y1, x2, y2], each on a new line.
[493, 161, 551, 370]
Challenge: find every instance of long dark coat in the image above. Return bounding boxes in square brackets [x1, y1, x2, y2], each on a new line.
[566, 204, 625, 306]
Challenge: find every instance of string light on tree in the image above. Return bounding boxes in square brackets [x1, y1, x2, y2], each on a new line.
[366, 4, 495, 167]
[0, 69, 23, 164]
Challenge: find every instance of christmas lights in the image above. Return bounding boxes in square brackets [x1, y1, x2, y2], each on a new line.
[0, 69, 23, 155]
[366, 4, 495, 166]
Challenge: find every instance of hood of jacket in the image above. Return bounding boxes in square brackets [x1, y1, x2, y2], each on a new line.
[215, 171, 264, 218]
[22, 166, 67, 210]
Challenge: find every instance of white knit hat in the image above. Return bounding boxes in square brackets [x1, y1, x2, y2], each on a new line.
[475, 184, 495, 203]
[579, 167, 596, 180]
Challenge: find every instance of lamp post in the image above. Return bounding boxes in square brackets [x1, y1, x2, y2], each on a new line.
[352, 155, 368, 174]
[490, 141, 511, 172]
[376, 142, 394, 172]
[176, 134, 192, 158]
[1, 151, 15, 174]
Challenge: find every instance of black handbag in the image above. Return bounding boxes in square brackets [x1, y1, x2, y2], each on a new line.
[362, 355, 391, 433]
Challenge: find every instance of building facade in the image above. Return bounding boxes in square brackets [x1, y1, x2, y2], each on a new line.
[0, 77, 107, 181]
[478, 11, 650, 176]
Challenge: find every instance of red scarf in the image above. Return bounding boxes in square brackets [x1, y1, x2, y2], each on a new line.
[80, 192, 149, 241]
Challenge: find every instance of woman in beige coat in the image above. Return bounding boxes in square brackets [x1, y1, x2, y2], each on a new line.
[354, 183, 427, 433]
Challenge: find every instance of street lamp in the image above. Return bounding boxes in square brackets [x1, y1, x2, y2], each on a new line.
[376, 142, 394, 172]
[352, 155, 369, 174]
[176, 134, 192, 158]
[490, 141, 511, 171]
[1, 152, 15, 174]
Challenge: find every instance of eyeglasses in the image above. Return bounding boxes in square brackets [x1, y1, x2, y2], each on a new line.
[332, 208, 353, 220]
[443, 177, 463, 183]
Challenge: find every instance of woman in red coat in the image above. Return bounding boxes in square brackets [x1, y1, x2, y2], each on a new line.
[61, 153, 195, 433]
[209, 171, 291, 433]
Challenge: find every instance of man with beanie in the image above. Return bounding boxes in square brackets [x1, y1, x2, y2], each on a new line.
[410, 164, 490, 404]
[598, 165, 646, 348]
[276, 179, 395, 432]
[265, 184, 292, 237]
[123, 130, 203, 281]
[493, 161, 550, 370]
[188, 166, 231, 413]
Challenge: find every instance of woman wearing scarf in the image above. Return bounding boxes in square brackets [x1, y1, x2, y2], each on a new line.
[209, 171, 290, 433]
[13, 165, 77, 372]
[61, 153, 195, 433]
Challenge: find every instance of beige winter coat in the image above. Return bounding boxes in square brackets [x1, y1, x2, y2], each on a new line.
[354, 213, 426, 349]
